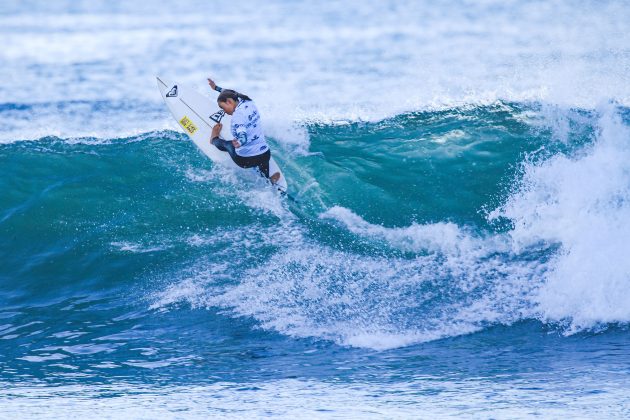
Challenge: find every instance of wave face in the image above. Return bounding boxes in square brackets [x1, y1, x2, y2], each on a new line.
[2, 0, 630, 417]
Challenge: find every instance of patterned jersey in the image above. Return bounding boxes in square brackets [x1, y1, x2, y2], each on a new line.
[230, 100, 269, 157]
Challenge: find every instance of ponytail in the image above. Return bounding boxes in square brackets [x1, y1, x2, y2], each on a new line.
[217, 89, 252, 103]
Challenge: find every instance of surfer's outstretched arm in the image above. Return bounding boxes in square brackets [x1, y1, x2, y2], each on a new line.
[207, 78, 223, 93]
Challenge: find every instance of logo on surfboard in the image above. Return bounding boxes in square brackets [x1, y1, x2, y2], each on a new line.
[166, 85, 178, 97]
[209, 110, 225, 123]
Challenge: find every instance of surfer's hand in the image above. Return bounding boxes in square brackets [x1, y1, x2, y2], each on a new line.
[211, 123, 222, 138]
[207, 78, 217, 90]
[231, 139, 241, 148]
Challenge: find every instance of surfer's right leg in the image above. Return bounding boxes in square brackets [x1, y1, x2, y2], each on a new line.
[211, 139, 280, 183]
[269, 172, 281, 184]
[232, 150, 280, 183]
[232, 150, 270, 177]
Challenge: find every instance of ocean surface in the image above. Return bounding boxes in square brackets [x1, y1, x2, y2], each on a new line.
[1, 1, 630, 418]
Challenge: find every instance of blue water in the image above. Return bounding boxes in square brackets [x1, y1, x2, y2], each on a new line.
[2, 1, 630, 417]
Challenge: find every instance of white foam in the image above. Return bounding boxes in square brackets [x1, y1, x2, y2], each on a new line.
[152, 217, 538, 350]
[320, 205, 507, 256]
[110, 241, 170, 254]
[491, 104, 630, 330]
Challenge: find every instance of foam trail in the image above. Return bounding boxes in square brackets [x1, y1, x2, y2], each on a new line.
[153, 209, 542, 350]
[320, 205, 507, 256]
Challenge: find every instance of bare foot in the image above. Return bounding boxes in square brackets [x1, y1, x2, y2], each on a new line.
[270, 172, 281, 184]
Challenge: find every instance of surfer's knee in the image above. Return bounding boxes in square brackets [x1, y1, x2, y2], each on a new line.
[211, 136, 222, 148]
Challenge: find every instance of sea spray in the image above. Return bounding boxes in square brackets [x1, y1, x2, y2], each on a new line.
[491, 104, 630, 331]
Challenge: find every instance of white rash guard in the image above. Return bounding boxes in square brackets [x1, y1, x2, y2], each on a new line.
[213, 85, 270, 157]
[230, 100, 269, 157]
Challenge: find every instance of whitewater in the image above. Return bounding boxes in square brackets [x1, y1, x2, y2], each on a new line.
[1, 1, 629, 418]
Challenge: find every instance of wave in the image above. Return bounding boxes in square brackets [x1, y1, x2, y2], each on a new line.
[2, 102, 629, 349]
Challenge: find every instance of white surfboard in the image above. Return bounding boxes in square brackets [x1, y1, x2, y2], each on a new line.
[156, 76, 288, 193]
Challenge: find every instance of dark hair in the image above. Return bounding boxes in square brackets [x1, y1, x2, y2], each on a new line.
[217, 89, 252, 103]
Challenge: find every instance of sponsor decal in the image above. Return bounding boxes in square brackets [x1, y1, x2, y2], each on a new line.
[166, 85, 178, 97]
[209, 110, 225, 123]
[179, 116, 197, 135]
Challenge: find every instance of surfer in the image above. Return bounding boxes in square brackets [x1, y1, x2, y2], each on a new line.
[207, 78, 280, 184]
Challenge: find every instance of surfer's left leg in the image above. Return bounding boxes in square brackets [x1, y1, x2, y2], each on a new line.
[211, 137, 238, 158]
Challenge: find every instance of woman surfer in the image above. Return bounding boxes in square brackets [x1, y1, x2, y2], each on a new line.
[207, 77, 280, 184]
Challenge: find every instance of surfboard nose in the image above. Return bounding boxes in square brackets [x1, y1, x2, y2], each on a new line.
[156, 76, 171, 95]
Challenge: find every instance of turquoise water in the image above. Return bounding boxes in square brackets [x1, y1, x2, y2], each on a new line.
[2, 1, 630, 418]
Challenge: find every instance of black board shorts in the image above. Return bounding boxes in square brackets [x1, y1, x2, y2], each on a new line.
[211, 137, 271, 178]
